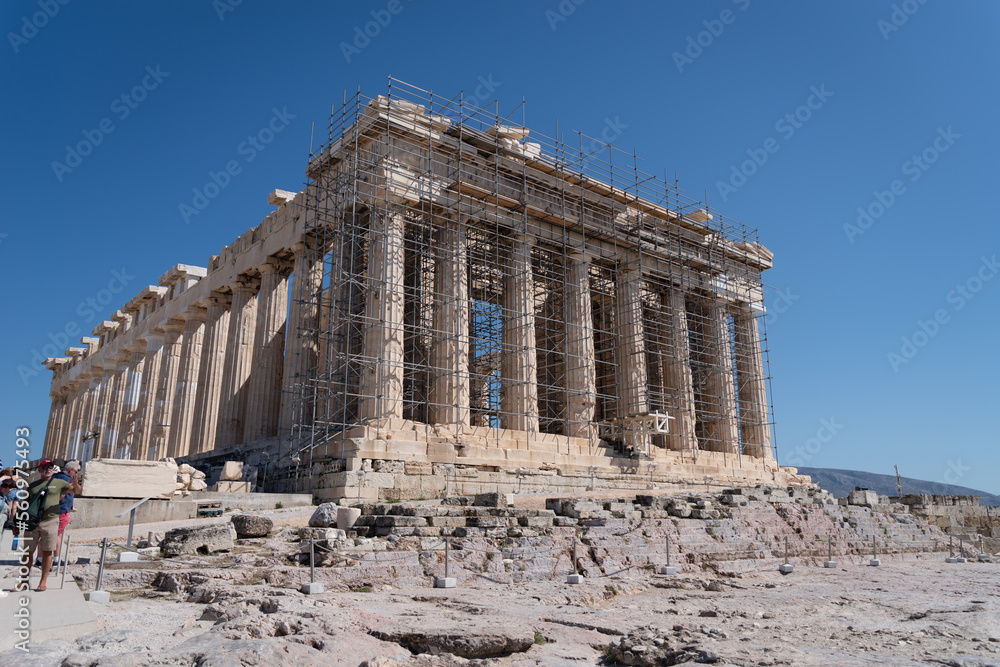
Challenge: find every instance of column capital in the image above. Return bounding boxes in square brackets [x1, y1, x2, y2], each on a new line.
[180, 305, 208, 323]
[230, 274, 261, 294]
[259, 257, 294, 276]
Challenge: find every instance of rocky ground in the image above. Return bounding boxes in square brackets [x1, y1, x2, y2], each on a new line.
[2, 497, 998, 667]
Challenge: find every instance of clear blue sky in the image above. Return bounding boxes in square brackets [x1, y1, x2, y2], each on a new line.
[2, 1, 997, 494]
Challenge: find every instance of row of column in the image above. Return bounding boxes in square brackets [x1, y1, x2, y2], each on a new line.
[356, 208, 771, 460]
[43, 250, 325, 463]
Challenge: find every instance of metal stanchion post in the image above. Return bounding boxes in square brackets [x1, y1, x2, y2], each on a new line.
[435, 535, 456, 588]
[824, 534, 837, 568]
[979, 535, 989, 561]
[870, 538, 880, 566]
[567, 537, 583, 583]
[658, 534, 676, 575]
[59, 533, 72, 589]
[301, 535, 324, 594]
[946, 536, 960, 563]
[779, 535, 793, 573]
[85, 537, 111, 603]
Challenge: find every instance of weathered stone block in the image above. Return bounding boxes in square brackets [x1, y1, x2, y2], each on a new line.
[220, 461, 243, 481]
[161, 523, 236, 556]
[80, 459, 179, 499]
[212, 481, 251, 493]
[336, 507, 362, 530]
[309, 502, 339, 527]
[231, 514, 272, 538]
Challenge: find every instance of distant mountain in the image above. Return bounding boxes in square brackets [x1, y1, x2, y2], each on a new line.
[796, 467, 1000, 506]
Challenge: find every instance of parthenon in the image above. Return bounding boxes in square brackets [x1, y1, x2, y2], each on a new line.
[40, 80, 807, 499]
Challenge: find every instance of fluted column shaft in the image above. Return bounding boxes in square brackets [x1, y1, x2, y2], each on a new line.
[733, 307, 772, 459]
[244, 261, 290, 441]
[501, 233, 539, 432]
[192, 293, 231, 454]
[565, 253, 598, 441]
[169, 308, 206, 458]
[615, 265, 649, 418]
[217, 278, 258, 448]
[42, 391, 61, 460]
[703, 298, 739, 455]
[151, 324, 184, 460]
[429, 219, 470, 428]
[99, 358, 127, 459]
[117, 345, 146, 459]
[663, 291, 697, 453]
[137, 332, 166, 460]
[361, 208, 406, 421]
[279, 242, 322, 434]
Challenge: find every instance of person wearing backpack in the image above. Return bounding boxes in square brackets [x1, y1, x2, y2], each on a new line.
[15, 460, 82, 592]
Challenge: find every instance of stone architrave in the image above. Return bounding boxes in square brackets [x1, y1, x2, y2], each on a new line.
[428, 217, 470, 429]
[217, 277, 259, 449]
[192, 292, 231, 454]
[615, 265, 649, 419]
[244, 259, 290, 442]
[501, 233, 539, 433]
[733, 306, 772, 459]
[662, 290, 697, 453]
[361, 207, 406, 421]
[564, 252, 597, 442]
[168, 308, 206, 458]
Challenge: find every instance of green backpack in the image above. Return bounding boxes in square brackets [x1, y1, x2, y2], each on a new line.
[24, 480, 53, 532]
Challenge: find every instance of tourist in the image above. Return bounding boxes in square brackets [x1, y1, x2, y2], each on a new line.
[51, 459, 80, 567]
[15, 460, 82, 592]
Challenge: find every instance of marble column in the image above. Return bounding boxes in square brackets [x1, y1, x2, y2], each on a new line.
[361, 207, 406, 421]
[42, 390, 61, 460]
[732, 307, 772, 459]
[99, 357, 128, 460]
[244, 260, 290, 442]
[192, 292, 231, 454]
[117, 343, 146, 459]
[92, 363, 119, 460]
[168, 308, 206, 458]
[564, 252, 598, 441]
[217, 277, 259, 448]
[662, 290, 697, 453]
[150, 321, 184, 461]
[63, 380, 85, 460]
[429, 218, 470, 428]
[279, 241, 322, 434]
[501, 233, 539, 432]
[136, 331, 166, 460]
[703, 298, 739, 455]
[615, 265, 649, 419]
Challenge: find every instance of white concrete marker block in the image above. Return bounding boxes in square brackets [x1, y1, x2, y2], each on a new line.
[978, 554, 990, 562]
[778, 563, 794, 574]
[85, 591, 111, 604]
[300, 582, 324, 595]
[566, 574, 583, 584]
[434, 577, 456, 588]
[117, 552, 139, 563]
[946, 557, 961, 563]
[955, 557, 967, 563]
[869, 559, 881, 567]
[823, 561, 838, 568]
[657, 565, 677, 575]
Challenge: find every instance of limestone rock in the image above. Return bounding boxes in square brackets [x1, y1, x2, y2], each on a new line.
[213, 481, 252, 493]
[80, 459, 179, 499]
[309, 502, 339, 527]
[232, 514, 273, 538]
[369, 623, 535, 658]
[189, 478, 208, 491]
[161, 523, 236, 557]
[192, 469, 207, 480]
[221, 461, 243, 481]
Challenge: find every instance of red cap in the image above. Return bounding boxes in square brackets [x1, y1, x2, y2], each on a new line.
[39, 460, 54, 468]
